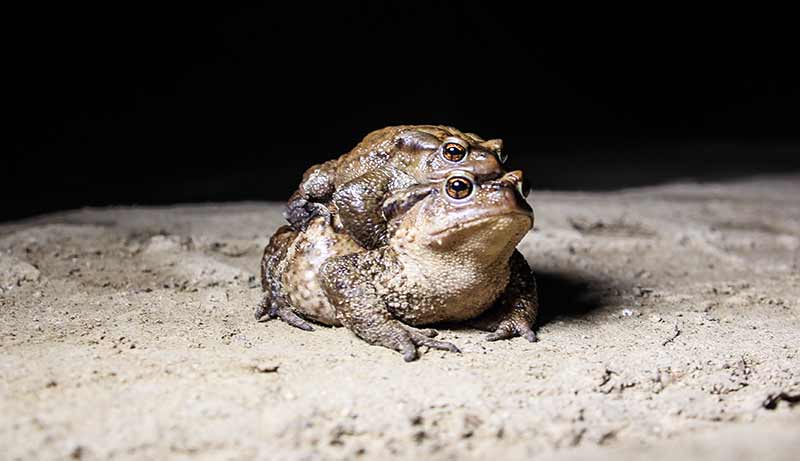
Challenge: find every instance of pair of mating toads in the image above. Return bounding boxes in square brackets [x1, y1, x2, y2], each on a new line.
[256, 125, 539, 361]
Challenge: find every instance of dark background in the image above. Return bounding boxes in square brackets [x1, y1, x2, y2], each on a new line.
[6, 3, 799, 222]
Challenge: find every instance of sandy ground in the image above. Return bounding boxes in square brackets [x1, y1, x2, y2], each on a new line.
[1, 175, 799, 460]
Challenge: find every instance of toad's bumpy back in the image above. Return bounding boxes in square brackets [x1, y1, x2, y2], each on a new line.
[284, 125, 508, 249]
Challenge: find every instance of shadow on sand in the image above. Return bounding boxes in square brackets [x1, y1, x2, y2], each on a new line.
[533, 269, 619, 327]
[443, 268, 620, 334]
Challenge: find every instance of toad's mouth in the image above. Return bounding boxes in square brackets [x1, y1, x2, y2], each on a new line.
[429, 210, 533, 237]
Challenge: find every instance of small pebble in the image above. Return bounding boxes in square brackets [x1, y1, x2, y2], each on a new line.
[252, 363, 280, 373]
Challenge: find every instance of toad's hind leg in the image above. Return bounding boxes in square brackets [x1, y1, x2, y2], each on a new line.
[255, 225, 314, 331]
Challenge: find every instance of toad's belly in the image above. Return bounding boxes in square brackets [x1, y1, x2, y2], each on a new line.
[283, 218, 363, 325]
[386, 266, 510, 326]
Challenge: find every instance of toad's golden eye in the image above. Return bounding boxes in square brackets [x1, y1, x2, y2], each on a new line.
[445, 176, 473, 200]
[442, 142, 467, 162]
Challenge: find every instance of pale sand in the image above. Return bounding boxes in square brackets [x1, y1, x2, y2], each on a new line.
[1, 175, 799, 460]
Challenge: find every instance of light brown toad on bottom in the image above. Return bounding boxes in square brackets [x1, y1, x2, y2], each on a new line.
[258, 170, 538, 361]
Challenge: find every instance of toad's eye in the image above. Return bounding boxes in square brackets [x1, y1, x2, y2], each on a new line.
[442, 142, 467, 162]
[445, 176, 473, 200]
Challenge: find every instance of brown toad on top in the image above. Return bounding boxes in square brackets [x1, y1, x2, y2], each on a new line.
[259, 170, 538, 361]
[285, 125, 507, 249]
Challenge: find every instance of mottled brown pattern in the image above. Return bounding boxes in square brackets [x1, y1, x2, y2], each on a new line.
[285, 125, 507, 249]
[255, 225, 314, 330]
[283, 218, 363, 325]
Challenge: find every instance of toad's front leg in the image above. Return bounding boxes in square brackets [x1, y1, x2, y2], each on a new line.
[345, 310, 460, 362]
[285, 159, 338, 231]
[321, 253, 460, 361]
[471, 250, 539, 342]
[332, 167, 419, 250]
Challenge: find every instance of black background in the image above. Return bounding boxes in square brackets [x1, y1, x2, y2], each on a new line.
[6, 3, 799, 222]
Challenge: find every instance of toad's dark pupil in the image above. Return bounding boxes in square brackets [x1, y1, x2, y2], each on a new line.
[446, 177, 473, 199]
[443, 143, 466, 161]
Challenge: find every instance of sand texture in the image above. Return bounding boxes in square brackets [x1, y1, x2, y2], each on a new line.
[1, 175, 799, 460]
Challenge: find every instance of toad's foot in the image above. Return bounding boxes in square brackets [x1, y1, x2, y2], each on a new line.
[375, 321, 460, 362]
[284, 195, 332, 232]
[255, 295, 314, 331]
[466, 314, 537, 342]
[485, 318, 537, 342]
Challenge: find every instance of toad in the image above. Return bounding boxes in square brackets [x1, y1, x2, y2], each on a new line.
[285, 125, 508, 249]
[258, 170, 538, 361]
